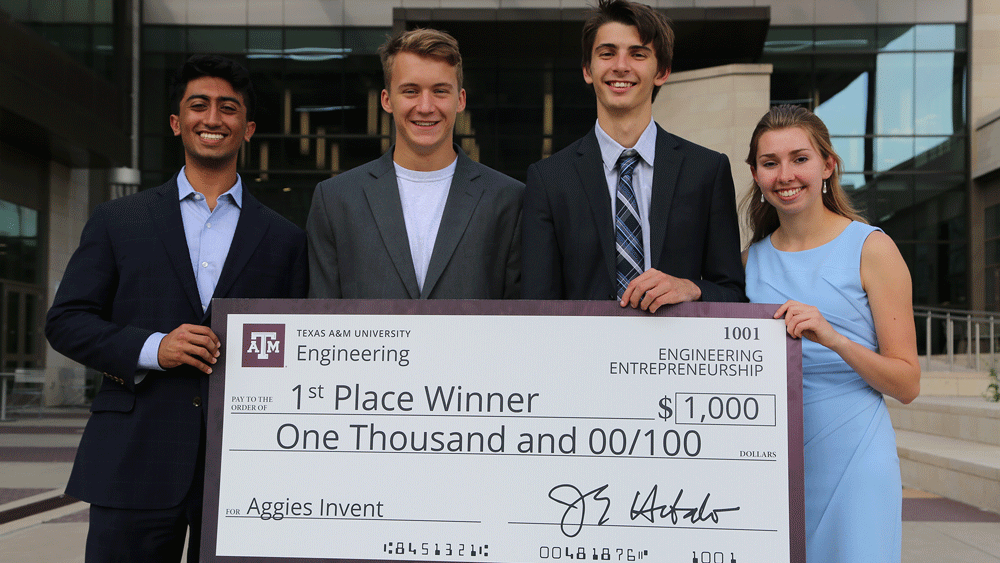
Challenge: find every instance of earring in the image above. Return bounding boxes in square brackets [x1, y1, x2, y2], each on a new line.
[760, 192, 765, 203]
[823, 179, 828, 194]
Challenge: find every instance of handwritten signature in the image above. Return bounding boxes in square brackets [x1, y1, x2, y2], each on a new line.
[548, 484, 740, 538]
[630, 485, 740, 525]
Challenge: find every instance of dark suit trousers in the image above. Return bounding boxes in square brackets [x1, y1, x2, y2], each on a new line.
[85, 429, 205, 563]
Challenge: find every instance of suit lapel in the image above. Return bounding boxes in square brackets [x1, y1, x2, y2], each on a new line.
[648, 124, 683, 266]
[213, 189, 268, 305]
[575, 129, 617, 285]
[363, 150, 420, 299]
[149, 175, 203, 318]
[421, 147, 484, 299]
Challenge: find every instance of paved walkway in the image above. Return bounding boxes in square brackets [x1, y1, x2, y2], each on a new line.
[1, 408, 999, 562]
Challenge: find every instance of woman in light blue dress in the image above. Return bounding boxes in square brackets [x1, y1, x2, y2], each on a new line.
[743, 105, 921, 563]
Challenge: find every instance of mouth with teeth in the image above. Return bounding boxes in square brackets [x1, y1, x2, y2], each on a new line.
[199, 132, 225, 141]
[411, 120, 440, 128]
[775, 187, 803, 198]
[607, 80, 636, 91]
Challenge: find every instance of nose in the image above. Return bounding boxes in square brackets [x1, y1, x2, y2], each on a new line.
[612, 52, 629, 72]
[778, 163, 795, 183]
[416, 91, 434, 113]
[204, 104, 223, 126]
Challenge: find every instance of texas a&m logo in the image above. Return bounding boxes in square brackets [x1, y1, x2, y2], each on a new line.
[242, 324, 285, 367]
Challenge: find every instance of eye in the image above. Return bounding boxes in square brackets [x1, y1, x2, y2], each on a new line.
[795, 156, 809, 163]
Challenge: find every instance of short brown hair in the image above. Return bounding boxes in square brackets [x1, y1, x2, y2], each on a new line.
[581, 0, 674, 101]
[378, 28, 463, 90]
[743, 105, 867, 246]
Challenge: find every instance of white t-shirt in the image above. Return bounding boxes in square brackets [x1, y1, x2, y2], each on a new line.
[394, 158, 458, 292]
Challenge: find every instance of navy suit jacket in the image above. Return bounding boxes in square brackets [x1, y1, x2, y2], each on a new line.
[46, 174, 308, 509]
[522, 124, 745, 302]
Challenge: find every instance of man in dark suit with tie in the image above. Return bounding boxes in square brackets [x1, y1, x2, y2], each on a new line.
[522, 0, 745, 311]
[307, 28, 524, 299]
[46, 55, 308, 562]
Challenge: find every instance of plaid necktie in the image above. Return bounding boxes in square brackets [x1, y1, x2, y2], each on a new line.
[615, 149, 642, 299]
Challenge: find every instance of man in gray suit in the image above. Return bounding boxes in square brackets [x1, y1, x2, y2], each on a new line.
[307, 28, 524, 299]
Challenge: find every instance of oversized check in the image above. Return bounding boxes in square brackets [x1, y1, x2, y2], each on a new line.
[202, 300, 804, 563]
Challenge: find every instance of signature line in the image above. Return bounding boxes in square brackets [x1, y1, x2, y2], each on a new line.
[507, 521, 777, 532]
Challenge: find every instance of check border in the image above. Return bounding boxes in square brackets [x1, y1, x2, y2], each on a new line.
[202, 299, 804, 563]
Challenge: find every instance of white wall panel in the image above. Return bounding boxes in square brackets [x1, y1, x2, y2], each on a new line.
[144, 0, 187, 24]
[764, 0, 816, 25]
[816, 0, 877, 24]
[189, 0, 248, 25]
[283, 0, 345, 26]
[343, 0, 399, 26]
[877, 0, 916, 23]
[916, 0, 967, 22]
[249, 0, 284, 25]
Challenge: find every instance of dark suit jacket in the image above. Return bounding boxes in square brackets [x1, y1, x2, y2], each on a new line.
[306, 145, 524, 299]
[46, 174, 308, 509]
[522, 124, 745, 302]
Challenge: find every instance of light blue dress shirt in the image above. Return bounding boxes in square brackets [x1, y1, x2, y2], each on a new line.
[137, 167, 243, 372]
[595, 118, 657, 272]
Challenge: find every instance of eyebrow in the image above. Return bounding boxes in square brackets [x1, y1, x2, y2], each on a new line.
[596, 42, 652, 52]
[397, 82, 454, 90]
[185, 93, 243, 106]
[758, 148, 812, 159]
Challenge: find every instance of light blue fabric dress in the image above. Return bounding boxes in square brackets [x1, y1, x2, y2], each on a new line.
[746, 221, 902, 563]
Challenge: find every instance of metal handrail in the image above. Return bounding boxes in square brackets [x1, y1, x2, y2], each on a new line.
[914, 306, 997, 372]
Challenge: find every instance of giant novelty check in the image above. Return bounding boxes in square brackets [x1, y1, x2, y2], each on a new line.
[202, 300, 804, 563]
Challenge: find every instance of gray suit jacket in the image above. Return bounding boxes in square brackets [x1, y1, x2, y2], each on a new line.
[307, 146, 524, 299]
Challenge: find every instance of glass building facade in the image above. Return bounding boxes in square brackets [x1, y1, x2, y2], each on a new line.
[764, 24, 969, 309]
[137, 20, 970, 310]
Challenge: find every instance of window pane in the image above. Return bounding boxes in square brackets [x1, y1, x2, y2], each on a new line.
[144, 27, 188, 53]
[875, 137, 914, 172]
[188, 27, 246, 54]
[915, 24, 959, 50]
[875, 52, 914, 135]
[763, 27, 812, 54]
[986, 204, 1000, 240]
[915, 53, 959, 134]
[816, 26, 875, 52]
[878, 25, 914, 51]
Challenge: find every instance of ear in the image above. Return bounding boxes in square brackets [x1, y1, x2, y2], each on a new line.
[654, 68, 670, 86]
[380, 89, 393, 114]
[243, 121, 256, 142]
[582, 64, 594, 85]
[457, 88, 467, 113]
[823, 155, 835, 179]
[169, 114, 181, 136]
[750, 165, 760, 186]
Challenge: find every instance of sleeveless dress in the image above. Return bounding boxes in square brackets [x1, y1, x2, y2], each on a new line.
[745, 221, 902, 563]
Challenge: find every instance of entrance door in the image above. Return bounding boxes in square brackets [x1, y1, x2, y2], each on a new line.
[0, 281, 45, 370]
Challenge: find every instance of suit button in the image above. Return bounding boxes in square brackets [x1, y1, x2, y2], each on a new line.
[193, 396, 202, 407]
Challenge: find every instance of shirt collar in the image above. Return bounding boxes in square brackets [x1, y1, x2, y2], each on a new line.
[595, 118, 658, 172]
[177, 166, 244, 208]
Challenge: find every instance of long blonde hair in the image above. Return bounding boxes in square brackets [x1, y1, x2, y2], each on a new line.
[743, 105, 866, 245]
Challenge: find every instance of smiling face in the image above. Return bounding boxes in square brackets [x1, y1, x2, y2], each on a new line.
[583, 22, 669, 120]
[169, 76, 255, 170]
[752, 127, 835, 216]
[381, 51, 466, 171]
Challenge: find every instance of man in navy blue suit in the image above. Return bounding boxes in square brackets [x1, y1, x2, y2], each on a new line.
[46, 55, 308, 562]
[522, 0, 744, 310]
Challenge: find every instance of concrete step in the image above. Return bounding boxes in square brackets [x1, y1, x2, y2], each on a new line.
[887, 396, 1000, 447]
[895, 429, 1000, 514]
[918, 370, 994, 397]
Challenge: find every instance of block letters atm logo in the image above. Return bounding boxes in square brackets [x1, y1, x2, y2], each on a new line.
[243, 324, 285, 367]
